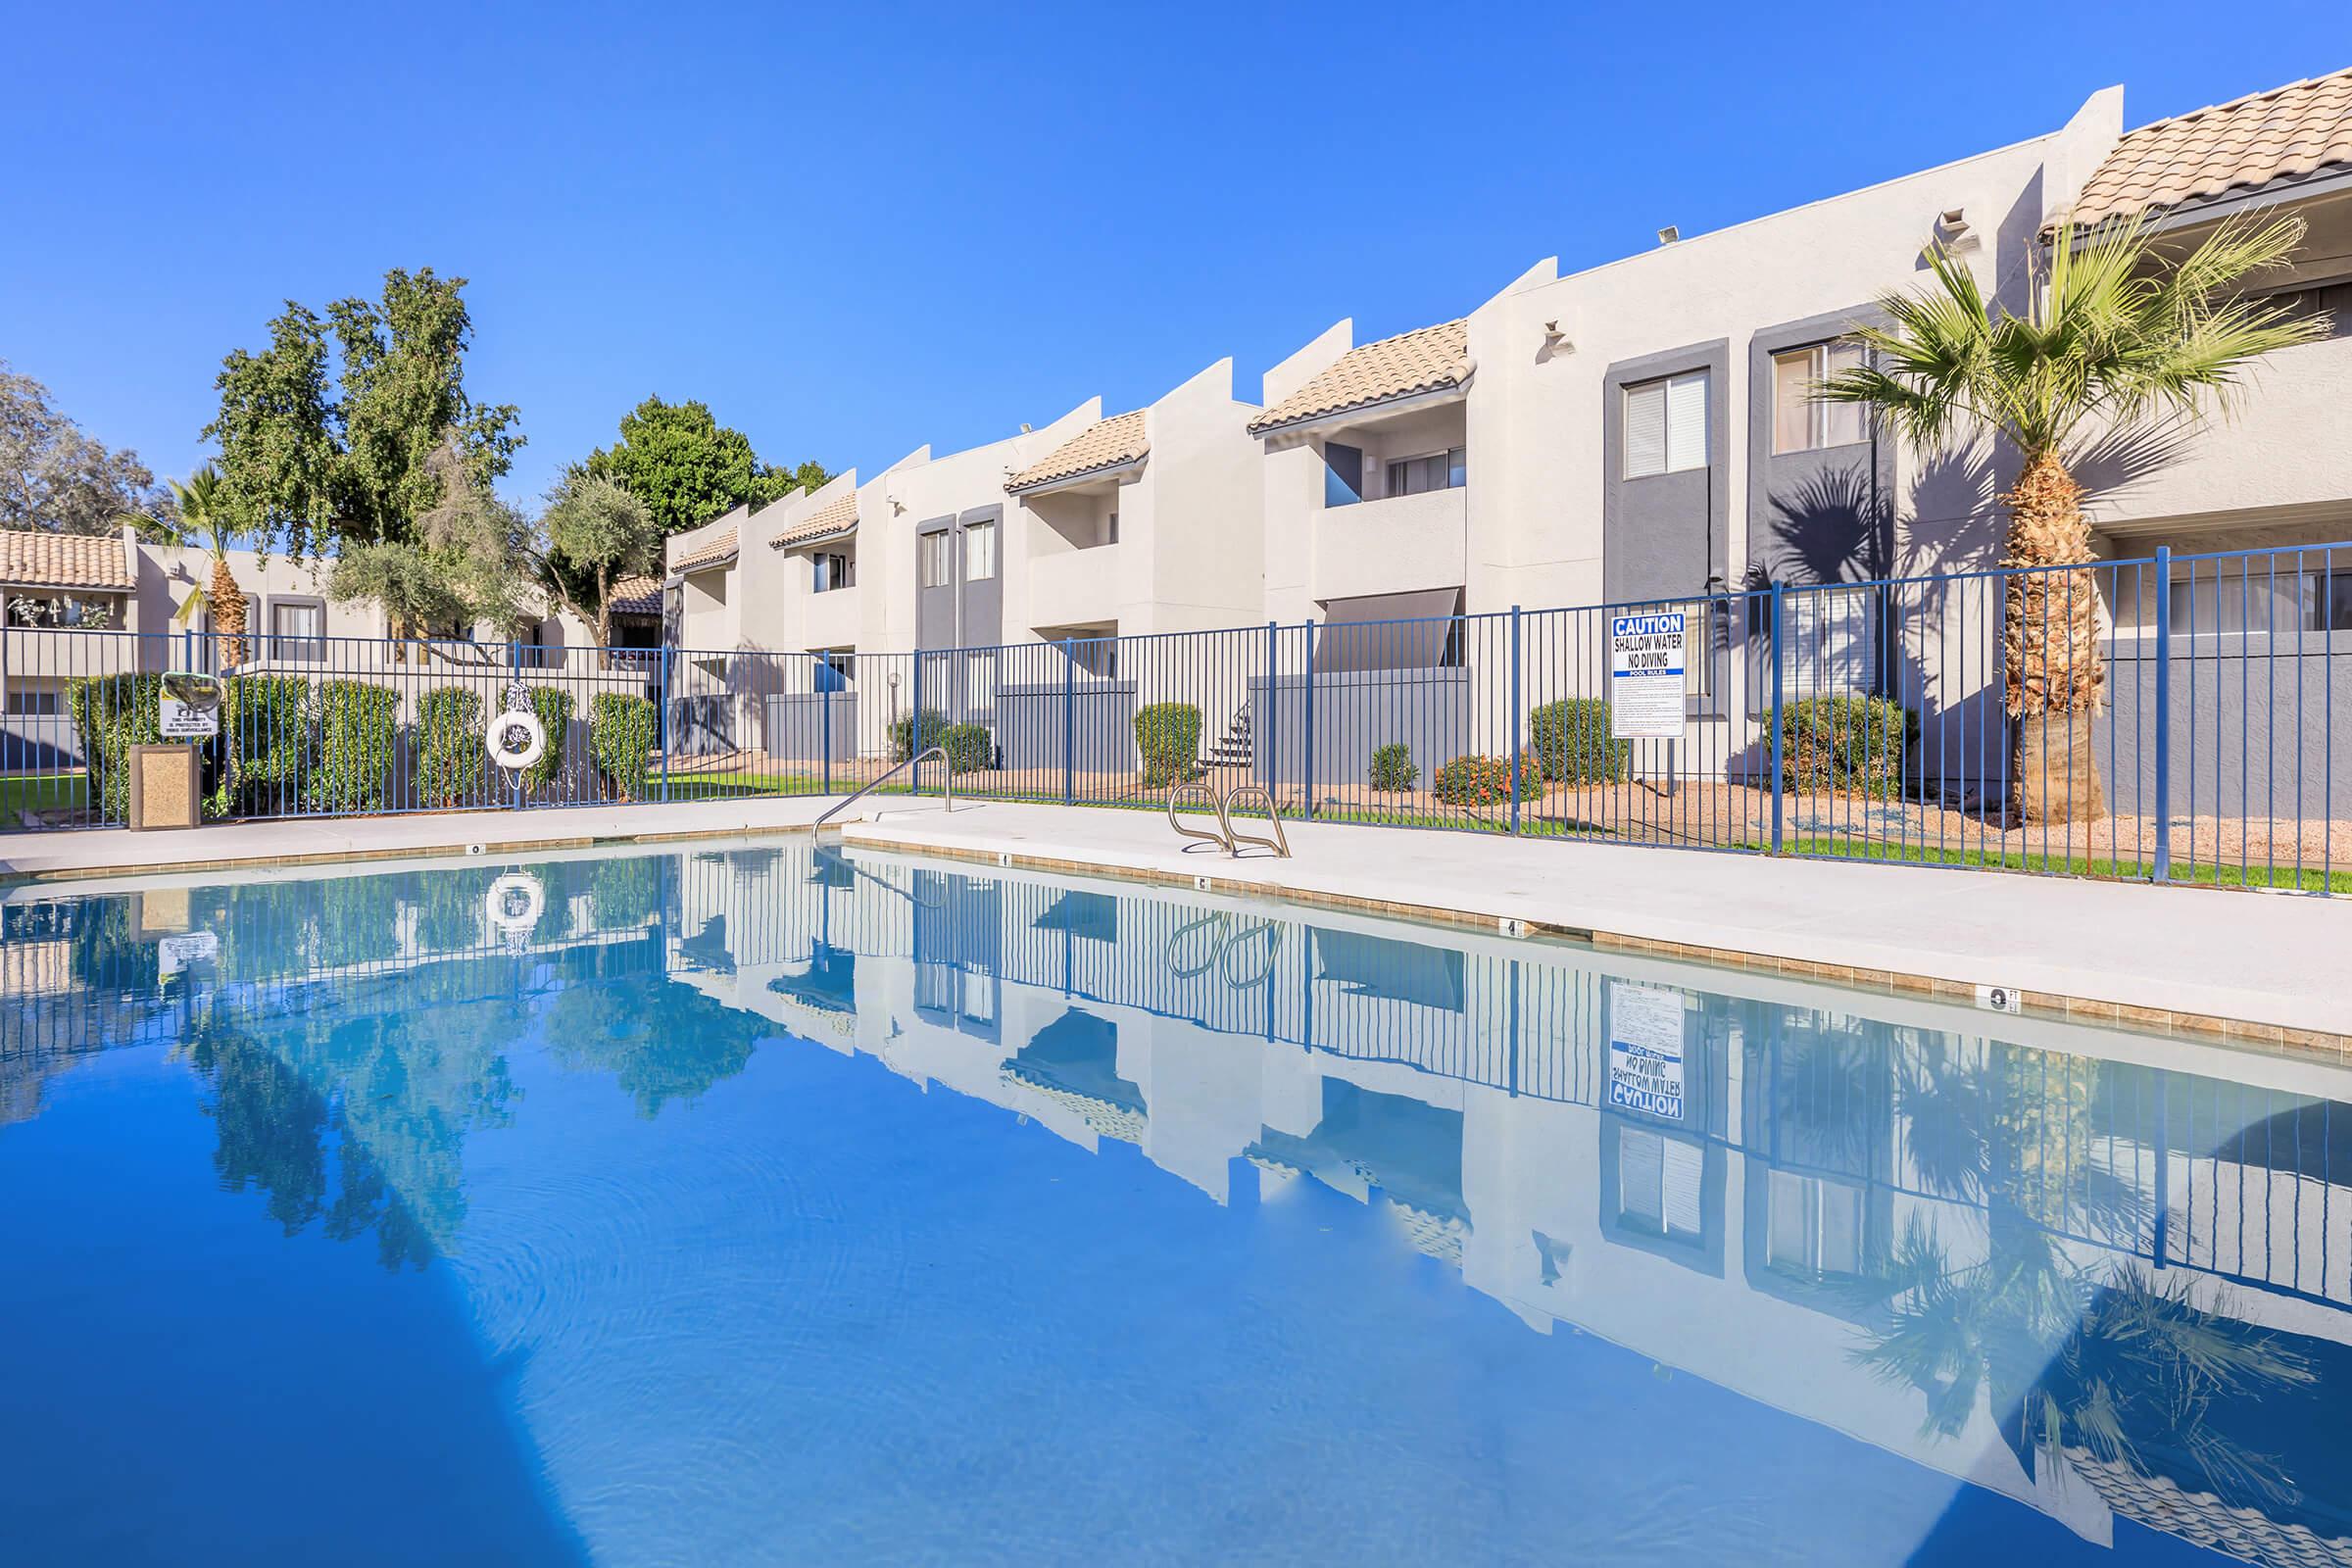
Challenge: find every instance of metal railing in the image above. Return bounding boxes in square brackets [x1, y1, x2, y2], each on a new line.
[814, 746, 950, 830]
[5, 541, 2344, 894]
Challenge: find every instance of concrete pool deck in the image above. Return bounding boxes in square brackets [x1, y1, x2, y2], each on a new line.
[4, 794, 2347, 1051]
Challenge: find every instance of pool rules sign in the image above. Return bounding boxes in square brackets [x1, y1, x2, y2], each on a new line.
[1607, 981, 1687, 1121]
[1608, 611, 1687, 741]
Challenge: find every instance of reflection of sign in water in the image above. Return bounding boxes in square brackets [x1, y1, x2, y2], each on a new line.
[1785, 591, 1877, 696]
[1608, 980, 1687, 1120]
[159, 671, 223, 739]
[158, 930, 219, 976]
[1609, 612, 1686, 740]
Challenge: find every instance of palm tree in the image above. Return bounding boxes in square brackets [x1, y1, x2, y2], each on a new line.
[1820, 215, 2325, 824]
[133, 466, 250, 664]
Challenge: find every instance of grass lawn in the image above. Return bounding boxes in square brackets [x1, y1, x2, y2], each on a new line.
[0, 772, 86, 821]
[1762, 835, 2352, 895]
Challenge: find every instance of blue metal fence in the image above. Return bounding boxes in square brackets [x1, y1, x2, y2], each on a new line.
[5, 540, 2345, 892]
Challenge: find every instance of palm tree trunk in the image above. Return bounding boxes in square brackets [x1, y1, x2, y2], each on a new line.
[2001, 451, 2105, 825]
[207, 555, 248, 667]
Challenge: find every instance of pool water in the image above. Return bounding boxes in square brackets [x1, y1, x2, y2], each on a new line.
[4, 844, 2348, 1565]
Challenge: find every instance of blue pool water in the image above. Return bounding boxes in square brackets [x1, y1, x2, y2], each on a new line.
[4, 844, 2348, 1565]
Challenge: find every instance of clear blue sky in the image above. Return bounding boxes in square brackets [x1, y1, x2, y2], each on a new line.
[1, 2, 2336, 507]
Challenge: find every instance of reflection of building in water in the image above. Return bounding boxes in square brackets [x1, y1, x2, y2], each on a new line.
[20, 841, 2352, 1557]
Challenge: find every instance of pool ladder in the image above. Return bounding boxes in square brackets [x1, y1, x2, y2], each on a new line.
[1166, 781, 1291, 858]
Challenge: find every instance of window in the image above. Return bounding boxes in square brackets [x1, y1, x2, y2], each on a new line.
[1765, 1171, 1863, 1279]
[919, 530, 953, 589]
[813, 552, 855, 593]
[5, 595, 117, 630]
[1772, 343, 1868, 454]
[1104, 510, 1120, 546]
[1616, 1127, 1704, 1243]
[1386, 447, 1467, 497]
[1323, 442, 1364, 508]
[270, 600, 325, 662]
[2306, 569, 2352, 632]
[6, 690, 61, 716]
[1625, 370, 1709, 477]
[2166, 569, 2352, 635]
[962, 520, 998, 582]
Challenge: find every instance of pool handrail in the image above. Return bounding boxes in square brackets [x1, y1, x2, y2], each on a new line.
[1167, 780, 1232, 854]
[816, 746, 951, 830]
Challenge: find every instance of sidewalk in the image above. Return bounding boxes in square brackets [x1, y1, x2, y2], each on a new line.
[5, 794, 2347, 1046]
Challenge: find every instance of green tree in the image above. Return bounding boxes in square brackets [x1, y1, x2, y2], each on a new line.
[203, 267, 522, 561]
[584, 395, 828, 535]
[1820, 216, 2323, 824]
[0, 360, 170, 534]
[326, 439, 539, 645]
[539, 470, 661, 652]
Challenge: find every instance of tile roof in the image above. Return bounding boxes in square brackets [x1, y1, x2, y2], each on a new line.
[2071, 66, 2352, 228]
[1004, 409, 1151, 493]
[0, 527, 133, 591]
[1248, 319, 1472, 436]
[607, 574, 662, 617]
[670, 527, 737, 574]
[768, 491, 859, 549]
[2067, 1447, 2352, 1567]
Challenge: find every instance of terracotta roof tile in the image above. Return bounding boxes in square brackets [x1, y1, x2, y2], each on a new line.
[1004, 409, 1151, 493]
[607, 574, 662, 616]
[1248, 320, 1471, 436]
[670, 527, 737, 574]
[768, 491, 859, 549]
[2072, 66, 2352, 228]
[0, 528, 133, 591]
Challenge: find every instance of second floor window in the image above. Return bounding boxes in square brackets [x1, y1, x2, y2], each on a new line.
[813, 553, 855, 593]
[919, 531, 952, 589]
[271, 600, 325, 662]
[962, 521, 997, 582]
[1624, 370, 1708, 477]
[1386, 447, 1466, 497]
[1772, 342, 1868, 453]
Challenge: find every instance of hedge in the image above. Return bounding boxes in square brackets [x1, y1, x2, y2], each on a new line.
[941, 721, 993, 774]
[1134, 702, 1201, 790]
[889, 708, 950, 763]
[66, 672, 162, 821]
[1780, 694, 1917, 799]
[414, 687, 485, 808]
[1369, 742, 1418, 792]
[205, 674, 311, 819]
[590, 691, 660, 801]
[1434, 750, 1542, 808]
[521, 687, 574, 794]
[311, 680, 401, 813]
[1530, 698, 1629, 785]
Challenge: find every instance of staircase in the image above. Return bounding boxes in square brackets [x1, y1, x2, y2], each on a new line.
[1200, 704, 1254, 770]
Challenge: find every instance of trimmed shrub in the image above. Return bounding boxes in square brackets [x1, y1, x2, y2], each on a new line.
[1530, 698, 1629, 785]
[414, 687, 485, 808]
[941, 721, 993, 774]
[590, 691, 660, 801]
[310, 680, 401, 813]
[522, 687, 574, 794]
[1780, 694, 1918, 799]
[1368, 742, 1418, 792]
[205, 674, 312, 819]
[1433, 750, 1543, 808]
[889, 708, 950, 764]
[66, 672, 162, 821]
[1134, 702, 1202, 790]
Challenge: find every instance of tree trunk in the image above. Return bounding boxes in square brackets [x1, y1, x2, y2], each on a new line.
[207, 555, 248, 667]
[2001, 451, 2106, 825]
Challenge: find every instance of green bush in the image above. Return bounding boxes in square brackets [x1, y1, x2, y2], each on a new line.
[205, 674, 312, 819]
[66, 672, 162, 821]
[590, 691, 660, 800]
[414, 687, 485, 808]
[889, 708, 950, 763]
[310, 680, 401, 813]
[522, 687, 574, 793]
[1530, 698, 1629, 785]
[1780, 694, 1918, 799]
[941, 721, 993, 774]
[1134, 702, 1202, 790]
[1368, 742, 1418, 792]
[1433, 750, 1542, 808]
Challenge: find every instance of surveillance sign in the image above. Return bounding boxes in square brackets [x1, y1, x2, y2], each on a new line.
[158, 670, 222, 740]
[1607, 980, 1688, 1121]
[1609, 612, 1686, 741]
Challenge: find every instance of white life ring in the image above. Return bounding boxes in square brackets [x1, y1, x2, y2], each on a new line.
[485, 870, 545, 933]
[485, 708, 547, 771]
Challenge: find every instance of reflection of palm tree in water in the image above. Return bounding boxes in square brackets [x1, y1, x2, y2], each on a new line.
[1857, 1041, 2313, 1513]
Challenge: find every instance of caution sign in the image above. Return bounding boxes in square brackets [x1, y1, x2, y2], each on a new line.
[1607, 980, 1687, 1121]
[159, 671, 222, 739]
[1609, 612, 1686, 740]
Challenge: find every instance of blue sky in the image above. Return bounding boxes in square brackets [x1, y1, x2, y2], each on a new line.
[1, 2, 2336, 507]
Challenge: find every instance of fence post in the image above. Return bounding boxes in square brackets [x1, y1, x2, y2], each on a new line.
[659, 646, 673, 805]
[1264, 620, 1279, 801]
[1062, 637, 1075, 806]
[912, 652, 926, 798]
[1509, 605, 1524, 836]
[2152, 546, 2173, 885]
[1769, 581, 1786, 856]
[822, 667, 834, 796]
[1300, 621, 1316, 820]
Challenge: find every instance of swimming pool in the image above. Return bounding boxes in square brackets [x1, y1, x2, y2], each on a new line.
[3, 843, 2346, 1565]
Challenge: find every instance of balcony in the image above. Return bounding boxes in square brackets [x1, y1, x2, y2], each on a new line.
[0, 627, 158, 681]
[1028, 543, 1121, 632]
[1312, 486, 1467, 603]
[803, 581, 861, 650]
